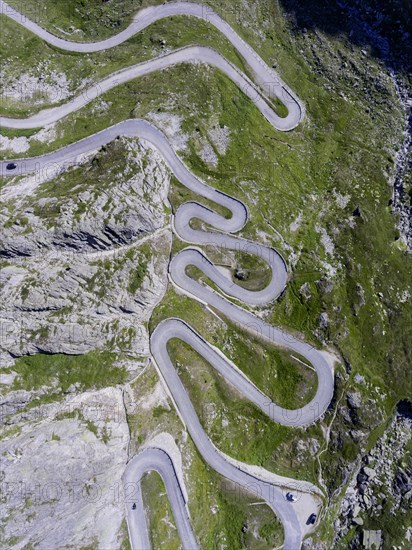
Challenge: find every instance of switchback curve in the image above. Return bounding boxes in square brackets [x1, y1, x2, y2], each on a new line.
[122, 448, 198, 550]
[0, 0, 303, 130]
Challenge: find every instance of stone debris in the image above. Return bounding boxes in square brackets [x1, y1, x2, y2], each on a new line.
[334, 403, 412, 547]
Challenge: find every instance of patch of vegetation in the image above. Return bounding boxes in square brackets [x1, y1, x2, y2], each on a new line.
[224, 323, 318, 408]
[4, 536, 20, 547]
[127, 254, 149, 295]
[231, 250, 273, 291]
[12, 350, 128, 393]
[83, 421, 98, 439]
[78, 538, 99, 550]
[0, 424, 22, 442]
[140, 471, 181, 550]
[152, 405, 170, 418]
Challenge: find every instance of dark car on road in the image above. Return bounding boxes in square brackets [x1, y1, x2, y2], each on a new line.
[6, 162, 17, 170]
[307, 513, 317, 525]
[132, 503, 136, 510]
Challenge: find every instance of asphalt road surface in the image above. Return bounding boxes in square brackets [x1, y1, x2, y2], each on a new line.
[1, 3, 334, 549]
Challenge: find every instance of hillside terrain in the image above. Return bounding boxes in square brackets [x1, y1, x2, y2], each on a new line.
[0, 1, 411, 549]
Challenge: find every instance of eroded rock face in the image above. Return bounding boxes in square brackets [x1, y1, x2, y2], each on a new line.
[0, 139, 172, 359]
[0, 141, 173, 547]
[0, 229, 170, 358]
[335, 403, 412, 547]
[0, 139, 170, 258]
[0, 388, 130, 549]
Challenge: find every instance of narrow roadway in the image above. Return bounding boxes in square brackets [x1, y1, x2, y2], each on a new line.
[0, 45, 296, 132]
[0, 0, 303, 130]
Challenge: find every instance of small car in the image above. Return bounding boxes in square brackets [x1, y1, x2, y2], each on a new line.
[132, 503, 136, 510]
[307, 513, 317, 525]
[6, 162, 17, 170]
[286, 492, 297, 502]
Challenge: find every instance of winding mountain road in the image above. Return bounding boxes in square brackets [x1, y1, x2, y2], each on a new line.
[0, 44, 296, 132]
[1, 3, 334, 549]
[0, 0, 303, 130]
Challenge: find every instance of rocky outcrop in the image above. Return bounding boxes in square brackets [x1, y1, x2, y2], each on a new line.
[0, 138, 170, 258]
[0, 228, 170, 359]
[0, 387, 130, 549]
[390, 82, 412, 252]
[0, 139, 172, 360]
[335, 400, 412, 548]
